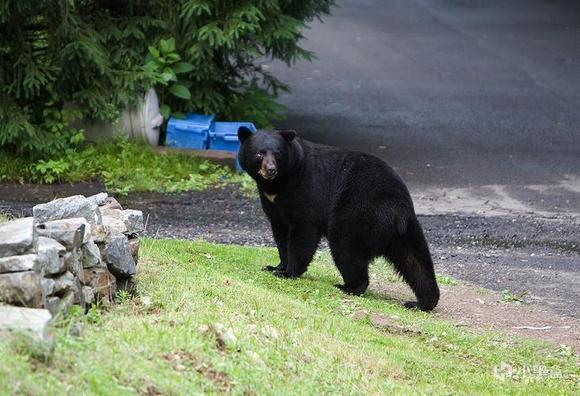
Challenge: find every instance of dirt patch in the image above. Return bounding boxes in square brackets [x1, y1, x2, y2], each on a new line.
[161, 349, 231, 392]
[196, 363, 232, 393]
[368, 313, 421, 335]
[142, 384, 163, 396]
[371, 281, 580, 352]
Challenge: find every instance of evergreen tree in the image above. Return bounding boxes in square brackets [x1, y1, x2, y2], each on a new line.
[0, 0, 334, 156]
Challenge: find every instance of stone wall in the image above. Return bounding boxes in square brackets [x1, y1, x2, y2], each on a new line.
[0, 193, 143, 318]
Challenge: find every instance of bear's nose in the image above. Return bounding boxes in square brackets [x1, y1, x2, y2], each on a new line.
[266, 167, 277, 177]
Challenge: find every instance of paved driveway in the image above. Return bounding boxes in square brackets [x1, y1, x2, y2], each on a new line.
[271, 0, 580, 217]
[268, 0, 580, 316]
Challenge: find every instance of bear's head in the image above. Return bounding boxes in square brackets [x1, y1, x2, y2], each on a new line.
[237, 127, 299, 181]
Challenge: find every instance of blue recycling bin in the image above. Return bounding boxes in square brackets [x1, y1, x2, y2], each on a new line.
[210, 122, 257, 171]
[165, 113, 215, 149]
[209, 122, 257, 152]
[164, 114, 256, 171]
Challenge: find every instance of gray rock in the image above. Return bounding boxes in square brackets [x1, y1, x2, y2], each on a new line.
[101, 215, 127, 235]
[0, 217, 36, 258]
[0, 254, 39, 273]
[64, 250, 84, 283]
[40, 277, 55, 308]
[36, 218, 86, 250]
[60, 291, 75, 314]
[46, 291, 75, 316]
[52, 271, 75, 295]
[81, 239, 103, 269]
[37, 237, 66, 275]
[102, 197, 123, 210]
[41, 277, 55, 297]
[33, 195, 100, 225]
[45, 296, 60, 315]
[87, 192, 108, 207]
[0, 306, 53, 347]
[122, 210, 144, 234]
[90, 224, 111, 243]
[128, 238, 139, 261]
[0, 271, 42, 307]
[82, 286, 95, 306]
[83, 267, 116, 303]
[72, 277, 84, 307]
[101, 208, 143, 235]
[94, 206, 103, 226]
[103, 235, 136, 277]
[100, 207, 122, 218]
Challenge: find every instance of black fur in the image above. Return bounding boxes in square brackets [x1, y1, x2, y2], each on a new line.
[238, 128, 440, 311]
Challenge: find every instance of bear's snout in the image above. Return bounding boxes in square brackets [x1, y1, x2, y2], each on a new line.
[266, 167, 277, 177]
[259, 152, 278, 180]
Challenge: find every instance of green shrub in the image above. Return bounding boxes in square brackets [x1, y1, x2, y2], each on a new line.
[0, 138, 256, 195]
[0, 0, 334, 157]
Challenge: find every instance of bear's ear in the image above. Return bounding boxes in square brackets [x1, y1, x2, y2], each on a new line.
[279, 129, 297, 143]
[238, 126, 253, 143]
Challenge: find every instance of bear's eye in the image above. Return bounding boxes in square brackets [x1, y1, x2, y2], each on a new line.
[273, 151, 281, 158]
[255, 152, 264, 159]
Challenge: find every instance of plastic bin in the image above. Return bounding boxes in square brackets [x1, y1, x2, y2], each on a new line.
[165, 113, 215, 149]
[209, 121, 257, 152]
[209, 122, 257, 171]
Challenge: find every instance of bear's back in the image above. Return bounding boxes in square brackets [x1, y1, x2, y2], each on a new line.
[300, 139, 409, 200]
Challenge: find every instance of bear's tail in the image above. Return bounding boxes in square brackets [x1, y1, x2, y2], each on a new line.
[385, 216, 440, 311]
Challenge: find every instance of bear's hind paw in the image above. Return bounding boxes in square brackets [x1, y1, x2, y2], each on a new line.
[263, 263, 286, 272]
[404, 301, 436, 312]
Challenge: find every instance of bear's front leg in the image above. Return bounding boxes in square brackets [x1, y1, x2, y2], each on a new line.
[263, 213, 289, 272]
[273, 223, 320, 279]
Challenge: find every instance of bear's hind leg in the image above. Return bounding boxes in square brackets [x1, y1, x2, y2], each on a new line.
[386, 236, 439, 311]
[329, 238, 371, 296]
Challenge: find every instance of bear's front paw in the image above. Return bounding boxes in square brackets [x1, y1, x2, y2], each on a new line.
[272, 269, 298, 279]
[334, 283, 367, 296]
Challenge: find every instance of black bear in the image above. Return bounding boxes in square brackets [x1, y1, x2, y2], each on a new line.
[237, 127, 439, 311]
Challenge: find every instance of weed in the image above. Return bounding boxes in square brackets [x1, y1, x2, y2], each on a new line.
[501, 289, 528, 304]
[30, 159, 71, 184]
[437, 275, 458, 286]
[116, 290, 131, 305]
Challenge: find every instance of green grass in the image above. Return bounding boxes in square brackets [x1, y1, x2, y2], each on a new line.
[1, 240, 577, 395]
[0, 139, 255, 195]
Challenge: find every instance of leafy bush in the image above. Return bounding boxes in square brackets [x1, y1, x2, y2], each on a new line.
[0, 0, 334, 156]
[0, 138, 256, 195]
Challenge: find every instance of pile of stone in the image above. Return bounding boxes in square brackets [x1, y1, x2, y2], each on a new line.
[0, 193, 143, 317]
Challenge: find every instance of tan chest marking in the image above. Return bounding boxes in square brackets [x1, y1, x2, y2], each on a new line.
[264, 193, 277, 203]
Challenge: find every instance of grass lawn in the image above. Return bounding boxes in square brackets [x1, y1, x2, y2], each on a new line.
[1, 239, 577, 395]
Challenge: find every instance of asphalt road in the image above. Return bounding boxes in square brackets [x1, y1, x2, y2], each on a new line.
[271, 0, 580, 217]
